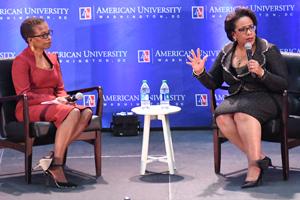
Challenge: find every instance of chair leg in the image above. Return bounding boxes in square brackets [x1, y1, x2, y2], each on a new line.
[25, 139, 34, 184]
[213, 129, 221, 174]
[94, 131, 102, 177]
[281, 140, 289, 180]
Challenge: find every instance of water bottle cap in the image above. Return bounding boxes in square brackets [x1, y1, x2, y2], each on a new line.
[162, 80, 167, 83]
[142, 80, 147, 83]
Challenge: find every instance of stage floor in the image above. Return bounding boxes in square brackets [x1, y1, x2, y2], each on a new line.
[1, 130, 300, 200]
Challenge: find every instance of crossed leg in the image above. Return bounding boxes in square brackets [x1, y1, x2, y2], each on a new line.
[48, 108, 92, 184]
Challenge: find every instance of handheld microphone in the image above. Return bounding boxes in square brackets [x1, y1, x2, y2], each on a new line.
[244, 42, 256, 78]
[66, 92, 83, 102]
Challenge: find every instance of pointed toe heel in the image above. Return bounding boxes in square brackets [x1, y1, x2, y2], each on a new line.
[241, 178, 262, 189]
[241, 170, 263, 189]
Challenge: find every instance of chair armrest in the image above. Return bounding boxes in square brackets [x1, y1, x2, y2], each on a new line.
[287, 90, 300, 95]
[209, 86, 229, 112]
[283, 89, 300, 119]
[279, 90, 300, 132]
[218, 86, 229, 90]
[67, 86, 102, 95]
[0, 94, 31, 140]
[67, 86, 103, 117]
[0, 94, 24, 103]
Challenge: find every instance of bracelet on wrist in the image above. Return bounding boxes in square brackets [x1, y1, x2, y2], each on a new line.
[193, 68, 205, 76]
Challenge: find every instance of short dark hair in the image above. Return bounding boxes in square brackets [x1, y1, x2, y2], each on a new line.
[224, 7, 257, 41]
[20, 17, 45, 43]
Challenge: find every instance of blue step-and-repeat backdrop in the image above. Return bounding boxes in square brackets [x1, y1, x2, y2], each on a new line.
[0, 0, 299, 128]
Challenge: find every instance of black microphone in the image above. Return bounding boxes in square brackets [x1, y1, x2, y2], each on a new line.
[245, 42, 256, 78]
[66, 92, 83, 102]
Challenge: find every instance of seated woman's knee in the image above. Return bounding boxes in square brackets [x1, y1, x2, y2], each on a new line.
[233, 112, 251, 122]
[70, 108, 81, 119]
[216, 114, 232, 127]
[82, 109, 93, 120]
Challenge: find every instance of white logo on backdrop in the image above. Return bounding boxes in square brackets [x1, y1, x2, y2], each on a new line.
[79, 6, 182, 20]
[138, 49, 220, 63]
[103, 94, 186, 107]
[51, 50, 128, 64]
[195, 94, 208, 107]
[191, 4, 295, 19]
[192, 6, 205, 19]
[138, 50, 151, 63]
[79, 7, 92, 20]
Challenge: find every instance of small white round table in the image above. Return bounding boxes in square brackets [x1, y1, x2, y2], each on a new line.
[131, 105, 181, 175]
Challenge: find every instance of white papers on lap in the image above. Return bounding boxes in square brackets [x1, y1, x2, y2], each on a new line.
[41, 99, 60, 104]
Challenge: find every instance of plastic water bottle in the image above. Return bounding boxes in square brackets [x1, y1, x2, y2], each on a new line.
[140, 80, 150, 109]
[160, 80, 170, 108]
[124, 197, 131, 200]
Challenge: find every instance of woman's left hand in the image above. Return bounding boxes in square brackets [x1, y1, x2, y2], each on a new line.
[247, 59, 265, 78]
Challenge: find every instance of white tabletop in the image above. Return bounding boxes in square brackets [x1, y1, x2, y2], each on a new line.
[131, 105, 181, 116]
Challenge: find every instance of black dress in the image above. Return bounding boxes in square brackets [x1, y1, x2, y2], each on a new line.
[214, 65, 278, 124]
[194, 37, 288, 125]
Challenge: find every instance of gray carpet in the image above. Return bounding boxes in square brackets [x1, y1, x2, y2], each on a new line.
[1, 130, 300, 200]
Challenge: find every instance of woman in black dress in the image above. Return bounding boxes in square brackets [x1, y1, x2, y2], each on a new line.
[187, 7, 288, 188]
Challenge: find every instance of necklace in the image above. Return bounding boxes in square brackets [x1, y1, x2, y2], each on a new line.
[234, 56, 246, 68]
[237, 58, 242, 66]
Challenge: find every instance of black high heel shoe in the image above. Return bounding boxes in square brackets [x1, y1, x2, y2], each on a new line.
[45, 164, 77, 189]
[241, 157, 272, 189]
[257, 156, 273, 170]
[241, 168, 263, 189]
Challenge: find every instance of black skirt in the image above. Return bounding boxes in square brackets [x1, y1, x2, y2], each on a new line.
[214, 91, 278, 124]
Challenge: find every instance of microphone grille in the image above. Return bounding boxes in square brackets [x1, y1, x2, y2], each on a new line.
[245, 42, 252, 50]
[75, 92, 84, 100]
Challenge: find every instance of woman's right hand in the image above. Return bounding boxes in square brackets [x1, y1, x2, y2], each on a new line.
[186, 48, 208, 75]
